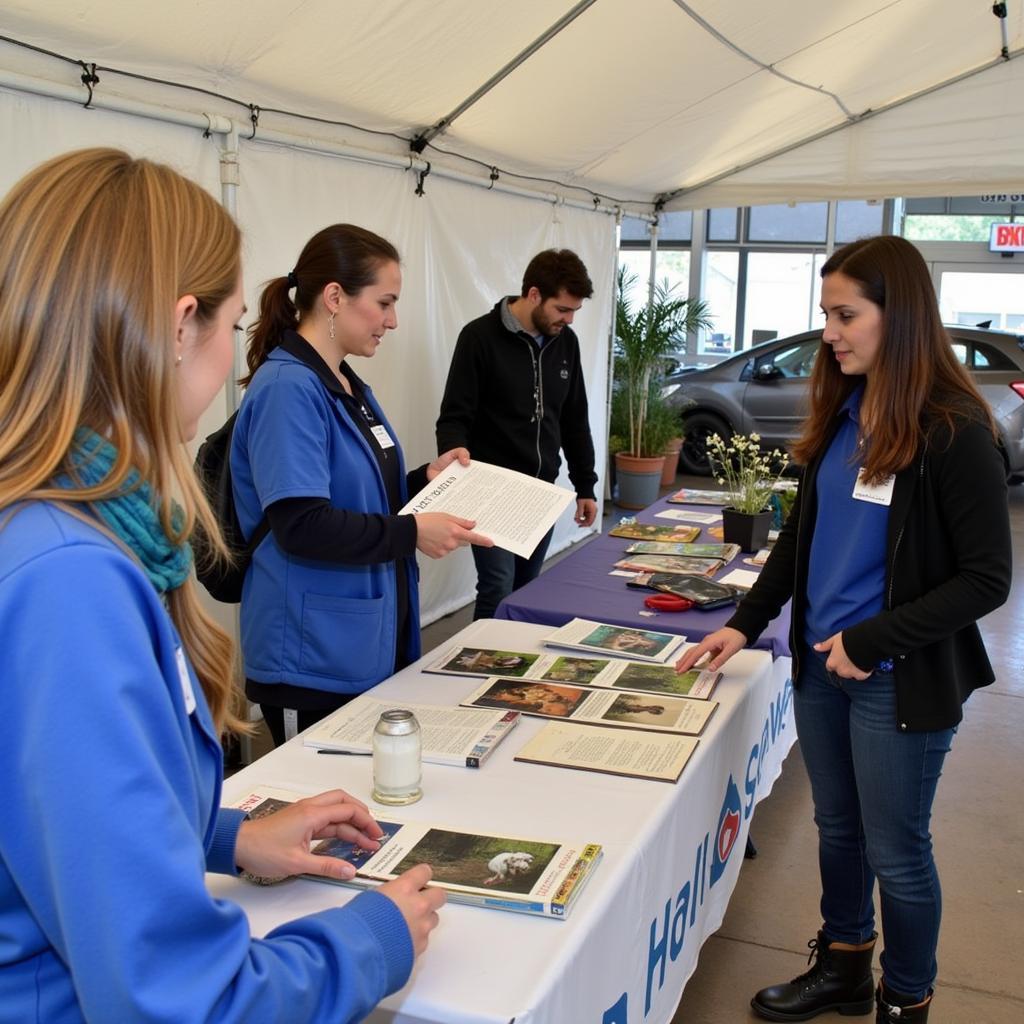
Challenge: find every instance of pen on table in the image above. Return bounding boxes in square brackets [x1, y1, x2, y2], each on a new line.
[316, 749, 372, 756]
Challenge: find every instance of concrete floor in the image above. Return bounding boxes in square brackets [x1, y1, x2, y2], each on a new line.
[419, 479, 1024, 1024]
[239, 478, 1023, 1022]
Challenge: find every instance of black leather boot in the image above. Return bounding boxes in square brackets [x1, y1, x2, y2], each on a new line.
[750, 930, 876, 1021]
[875, 982, 931, 1022]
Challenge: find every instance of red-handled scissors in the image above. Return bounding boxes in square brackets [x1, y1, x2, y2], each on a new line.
[643, 593, 694, 612]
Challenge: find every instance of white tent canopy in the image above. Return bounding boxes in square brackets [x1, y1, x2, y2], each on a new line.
[2, 1, 1022, 624]
[2, 0, 1023, 210]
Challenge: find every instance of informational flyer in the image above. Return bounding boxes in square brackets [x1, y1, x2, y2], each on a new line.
[514, 721, 699, 783]
[399, 460, 575, 558]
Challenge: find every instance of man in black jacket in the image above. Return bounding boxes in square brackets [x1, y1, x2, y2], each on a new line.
[436, 249, 599, 619]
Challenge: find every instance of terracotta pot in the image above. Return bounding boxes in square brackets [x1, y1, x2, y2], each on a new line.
[660, 437, 683, 486]
[721, 506, 772, 553]
[614, 452, 667, 510]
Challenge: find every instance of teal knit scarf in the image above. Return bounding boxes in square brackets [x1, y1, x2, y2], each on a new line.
[56, 428, 193, 594]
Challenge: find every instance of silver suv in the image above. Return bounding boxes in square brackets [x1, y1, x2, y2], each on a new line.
[666, 326, 1024, 480]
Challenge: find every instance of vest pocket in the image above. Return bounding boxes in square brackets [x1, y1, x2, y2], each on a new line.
[299, 592, 390, 683]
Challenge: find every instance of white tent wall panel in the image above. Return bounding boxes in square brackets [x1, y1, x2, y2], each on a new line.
[225, 138, 612, 624]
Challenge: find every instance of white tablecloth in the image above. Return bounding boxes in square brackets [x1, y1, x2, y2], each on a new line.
[212, 620, 795, 1024]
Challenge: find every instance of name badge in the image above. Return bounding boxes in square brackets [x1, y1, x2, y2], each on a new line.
[852, 469, 895, 506]
[371, 424, 395, 450]
[175, 646, 197, 715]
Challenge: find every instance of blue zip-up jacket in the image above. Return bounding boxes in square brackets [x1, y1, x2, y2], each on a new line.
[232, 343, 420, 693]
[0, 502, 413, 1023]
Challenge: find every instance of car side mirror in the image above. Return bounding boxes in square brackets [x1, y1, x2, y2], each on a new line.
[753, 364, 783, 381]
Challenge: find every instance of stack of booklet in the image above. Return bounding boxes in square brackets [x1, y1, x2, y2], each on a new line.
[303, 698, 519, 768]
[232, 787, 602, 919]
[608, 521, 701, 543]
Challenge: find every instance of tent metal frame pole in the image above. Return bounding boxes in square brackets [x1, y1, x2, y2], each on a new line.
[658, 45, 1024, 209]
[412, 0, 599, 149]
[0, 67, 629, 217]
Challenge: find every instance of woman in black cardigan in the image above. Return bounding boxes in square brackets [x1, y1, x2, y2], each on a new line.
[677, 235, 1011, 1024]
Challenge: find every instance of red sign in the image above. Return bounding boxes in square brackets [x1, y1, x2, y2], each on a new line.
[989, 222, 1024, 252]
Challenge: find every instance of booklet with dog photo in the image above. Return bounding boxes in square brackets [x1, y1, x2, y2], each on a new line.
[231, 787, 603, 919]
[303, 698, 519, 768]
[427, 645, 721, 700]
[460, 676, 717, 736]
[514, 721, 699, 783]
[544, 617, 686, 663]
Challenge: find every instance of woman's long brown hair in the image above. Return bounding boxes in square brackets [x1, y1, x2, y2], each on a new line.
[0, 148, 245, 733]
[791, 235, 995, 483]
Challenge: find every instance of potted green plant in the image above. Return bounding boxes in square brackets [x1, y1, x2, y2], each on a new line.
[613, 267, 711, 508]
[706, 432, 789, 552]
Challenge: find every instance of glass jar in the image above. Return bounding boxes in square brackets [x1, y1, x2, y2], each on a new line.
[371, 709, 422, 805]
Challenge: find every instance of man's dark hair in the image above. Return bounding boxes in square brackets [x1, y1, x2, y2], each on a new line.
[521, 249, 593, 301]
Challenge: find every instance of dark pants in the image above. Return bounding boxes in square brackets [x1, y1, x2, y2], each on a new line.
[471, 527, 554, 620]
[260, 699, 352, 748]
[793, 643, 954, 1000]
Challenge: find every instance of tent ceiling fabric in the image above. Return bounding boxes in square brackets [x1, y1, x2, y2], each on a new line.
[2, 0, 1023, 208]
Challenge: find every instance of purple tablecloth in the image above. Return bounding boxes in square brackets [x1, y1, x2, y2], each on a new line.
[496, 493, 792, 659]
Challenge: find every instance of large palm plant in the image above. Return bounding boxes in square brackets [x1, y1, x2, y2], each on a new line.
[614, 266, 712, 457]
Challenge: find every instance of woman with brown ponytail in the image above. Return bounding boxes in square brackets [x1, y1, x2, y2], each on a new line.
[0, 151, 444, 1022]
[232, 225, 491, 745]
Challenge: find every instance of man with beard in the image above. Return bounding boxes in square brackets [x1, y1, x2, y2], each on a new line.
[436, 249, 598, 619]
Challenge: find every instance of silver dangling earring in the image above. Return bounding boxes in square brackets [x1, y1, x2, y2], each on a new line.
[328, 311, 336, 342]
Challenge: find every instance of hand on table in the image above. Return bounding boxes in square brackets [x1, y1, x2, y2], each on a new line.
[377, 863, 446, 956]
[675, 627, 748, 673]
[235, 789, 383, 881]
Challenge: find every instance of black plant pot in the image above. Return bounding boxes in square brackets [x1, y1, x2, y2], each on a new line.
[721, 507, 772, 553]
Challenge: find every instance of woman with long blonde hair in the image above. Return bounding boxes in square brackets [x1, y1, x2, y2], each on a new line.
[0, 148, 442, 1023]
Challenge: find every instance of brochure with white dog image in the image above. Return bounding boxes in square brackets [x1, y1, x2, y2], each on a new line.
[232, 787, 602, 918]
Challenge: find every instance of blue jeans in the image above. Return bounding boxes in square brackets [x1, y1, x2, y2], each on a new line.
[793, 644, 954, 1000]
[471, 527, 553, 620]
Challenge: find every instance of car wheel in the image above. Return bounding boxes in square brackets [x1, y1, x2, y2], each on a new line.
[680, 412, 731, 476]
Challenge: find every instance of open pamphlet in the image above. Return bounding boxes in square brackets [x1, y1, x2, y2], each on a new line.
[232, 787, 602, 919]
[544, 617, 687, 663]
[428, 644, 720, 699]
[398, 459, 574, 559]
[625, 541, 741, 561]
[461, 676, 717, 735]
[514, 721, 699, 783]
[608, 521, 701, 543]
[614, 554, 723, 577]
[303, 698, 519, 767]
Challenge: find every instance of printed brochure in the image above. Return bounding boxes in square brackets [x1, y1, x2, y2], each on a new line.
[544, 617, 686, 663]
[232, 787, 602, 919]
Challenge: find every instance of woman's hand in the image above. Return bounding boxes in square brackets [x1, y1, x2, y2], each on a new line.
[377, 864, 446, 956]
[426, 447, 471, 482]
[675, 627, 748, 673]
[415, 512, 493, 558]
[234, 789, 384, 881]
[814, 632, 871, 679]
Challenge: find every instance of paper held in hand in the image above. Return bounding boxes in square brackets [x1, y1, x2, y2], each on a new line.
[399, 460, 575, 558]
[232, 787, 602, 919]
[303, 698, 519, 768]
